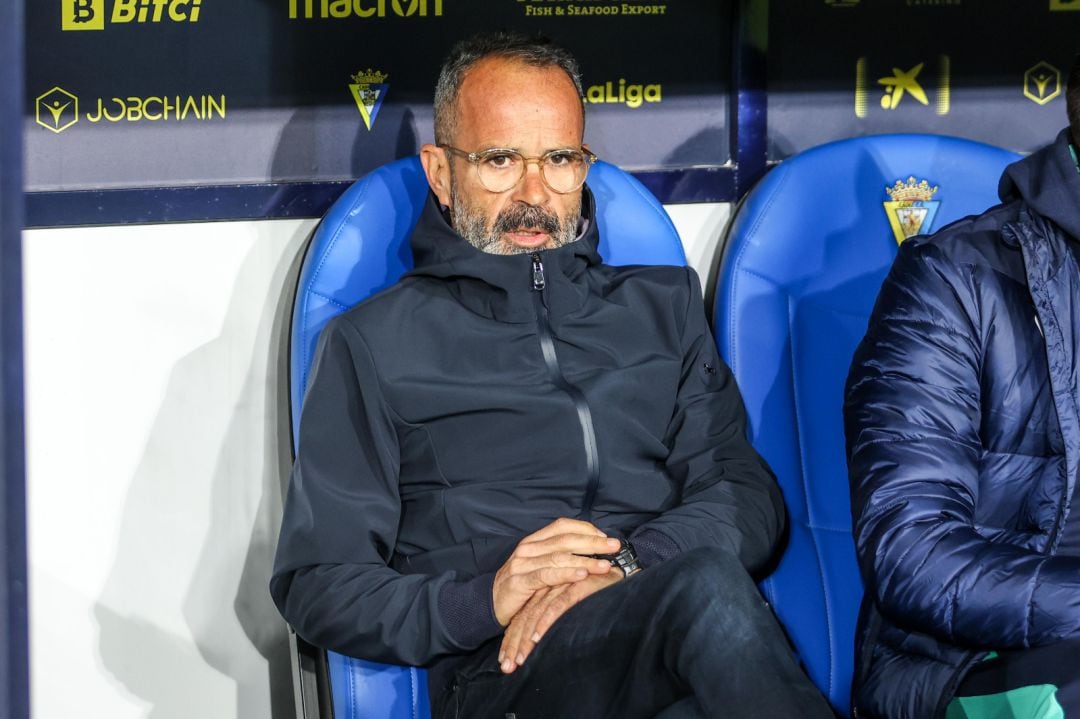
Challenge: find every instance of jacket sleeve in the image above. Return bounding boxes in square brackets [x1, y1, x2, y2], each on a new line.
[629, 268, 786, 575]
[270, 317, 501, 665]
[846, 238, 1080, 649]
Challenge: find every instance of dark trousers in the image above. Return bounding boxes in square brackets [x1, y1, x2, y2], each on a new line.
[428, 548, 835, 719]
[949, 637, 1080, 717]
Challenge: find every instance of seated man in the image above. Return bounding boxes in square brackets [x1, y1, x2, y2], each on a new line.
[845, 56, 1080, 719]
[271, 32, 832, 719]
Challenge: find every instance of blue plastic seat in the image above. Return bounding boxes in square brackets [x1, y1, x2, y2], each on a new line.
[287, 155, 686, 719]
[713, 134, 1020, 716]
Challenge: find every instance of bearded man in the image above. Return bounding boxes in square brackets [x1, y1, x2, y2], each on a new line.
[271, 32, 832, 719]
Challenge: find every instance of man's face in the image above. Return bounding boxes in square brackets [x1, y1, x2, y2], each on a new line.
[430, 57, 585, 255]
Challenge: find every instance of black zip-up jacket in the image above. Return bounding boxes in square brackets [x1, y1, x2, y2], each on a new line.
[270, 189, 784, 666]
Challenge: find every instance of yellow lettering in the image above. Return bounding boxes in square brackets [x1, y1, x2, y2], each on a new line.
[644, 84, 661, 102]
[189, 0, 200, 21]
[355, 0, 378, 17]
[150, 0, 166, 21]
[329, 0, 350, 17]
[103, 98, 126, 122]
[169, 0, 188, 20]
[392, 0, 418, 16]
[137, 0, 149, 22]
[207, 95, 226, 118]
[625, 84, 642, 108]
[180, 95, 202, 120]
[126, 98, 143, 121]
[143, 97, 163, 121]
[112, 0, 137, 22]
[86, 99, 103, 122]
[433, 0, 442, 15]
[586, 85, 603, 103]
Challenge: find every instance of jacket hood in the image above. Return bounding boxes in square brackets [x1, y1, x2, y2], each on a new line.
[403, 186, 603, 323]
[999, 128, 1080, 242]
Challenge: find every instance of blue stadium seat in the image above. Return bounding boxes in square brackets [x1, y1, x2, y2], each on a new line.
[713, 134, 1021, 716]
[287, 155, 686, 719]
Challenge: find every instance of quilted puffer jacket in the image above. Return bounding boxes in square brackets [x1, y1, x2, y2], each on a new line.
[844, 128, 1080, 719]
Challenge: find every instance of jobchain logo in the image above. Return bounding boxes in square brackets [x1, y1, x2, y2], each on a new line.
[36, 87, 80, 133]
[1024, 62, 1061, 105]
[34, 86, 226, 132]
[61, 0, 203, 30]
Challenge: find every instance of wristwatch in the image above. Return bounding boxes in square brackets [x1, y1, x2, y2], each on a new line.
[591, 539, 642, 577]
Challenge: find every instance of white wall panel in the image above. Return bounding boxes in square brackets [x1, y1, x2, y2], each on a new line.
[25, 219, 315, 719]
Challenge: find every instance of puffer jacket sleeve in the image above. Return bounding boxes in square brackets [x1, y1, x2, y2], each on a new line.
[629, 268, 786, 575]
[269, 316, 501, 665]
[846, 238, 1080, 648]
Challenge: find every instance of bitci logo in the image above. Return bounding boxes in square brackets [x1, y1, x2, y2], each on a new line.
[62, 0, 105, 30]
[61, 0, 203, 29]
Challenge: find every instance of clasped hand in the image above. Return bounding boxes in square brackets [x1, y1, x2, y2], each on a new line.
[491, 517, 630, 674]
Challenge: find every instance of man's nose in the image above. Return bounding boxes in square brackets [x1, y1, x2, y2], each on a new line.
[512, 160, 551, 206]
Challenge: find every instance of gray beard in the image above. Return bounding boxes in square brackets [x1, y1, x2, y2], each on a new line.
[449, 172, 581, 256]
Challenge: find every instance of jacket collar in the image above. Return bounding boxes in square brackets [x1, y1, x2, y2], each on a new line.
[404, 187, 603, 323]
[999, 128, 1080, 244]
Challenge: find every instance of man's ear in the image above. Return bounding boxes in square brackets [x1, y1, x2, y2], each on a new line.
[420, 143, 452, 207]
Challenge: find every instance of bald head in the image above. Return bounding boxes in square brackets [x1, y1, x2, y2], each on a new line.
[433, 32, 584, 146]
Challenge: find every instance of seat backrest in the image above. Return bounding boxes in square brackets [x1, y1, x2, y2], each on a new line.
[713, 134, 1020, 716]
[288, 155, 686, 719]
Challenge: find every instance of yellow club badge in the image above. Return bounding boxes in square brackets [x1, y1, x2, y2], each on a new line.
[883, 177, 940, 244]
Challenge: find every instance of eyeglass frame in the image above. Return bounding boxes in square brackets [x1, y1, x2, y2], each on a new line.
[438, 144, 598, 194]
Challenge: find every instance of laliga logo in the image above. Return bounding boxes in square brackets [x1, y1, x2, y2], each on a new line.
[585, 79, 662, 109]
[36, 87, 79, 133]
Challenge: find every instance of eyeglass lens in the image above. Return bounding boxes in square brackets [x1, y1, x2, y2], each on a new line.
[476, 151, 589, 194]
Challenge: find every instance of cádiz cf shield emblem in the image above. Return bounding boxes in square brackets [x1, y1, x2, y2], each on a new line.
[349, 68, 389, 131]
[883, 176, 940, 244]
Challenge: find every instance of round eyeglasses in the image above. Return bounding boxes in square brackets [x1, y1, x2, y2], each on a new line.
[439, 145, 598, 194]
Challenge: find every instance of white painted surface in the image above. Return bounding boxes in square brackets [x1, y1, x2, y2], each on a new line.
[24, 219, 315, 719]
[23, 205, 731, 718]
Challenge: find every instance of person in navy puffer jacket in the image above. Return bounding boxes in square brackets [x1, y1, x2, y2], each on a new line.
[845, 57, 1080, 719]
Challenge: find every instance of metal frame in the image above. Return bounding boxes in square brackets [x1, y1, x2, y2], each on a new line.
[0, 0, 30, 715]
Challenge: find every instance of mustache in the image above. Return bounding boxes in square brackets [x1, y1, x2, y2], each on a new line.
[493, 203, 561, 235]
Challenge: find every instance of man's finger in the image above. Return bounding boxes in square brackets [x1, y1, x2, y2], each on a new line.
[500, 590, 548, 672]
[505, 582, 574, 673]
[515, 533, 621, 558]
[507, 552, 612, 577]
[520, 517, 606, 543]
[513, 566, 589, 592]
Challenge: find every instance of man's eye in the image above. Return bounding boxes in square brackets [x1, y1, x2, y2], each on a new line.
[546, 152, 577, 167]
[483, 153, 518, 169]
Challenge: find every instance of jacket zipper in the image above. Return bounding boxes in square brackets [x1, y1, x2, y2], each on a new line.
[530, 253, 601, 520]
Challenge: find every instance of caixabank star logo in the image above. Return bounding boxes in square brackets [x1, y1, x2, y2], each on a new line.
[855, 56, 951, 118]
[36, 87, 79, 133]
[61, 0, 202, 31]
